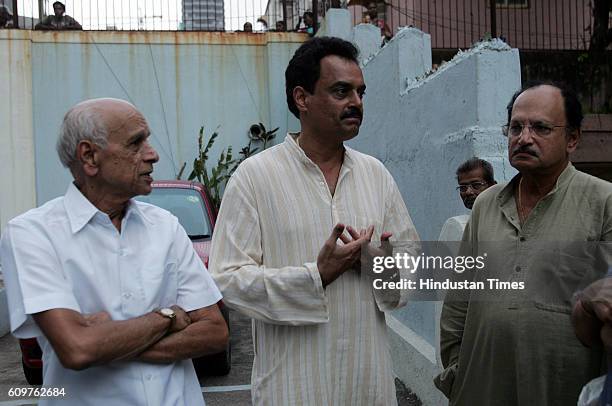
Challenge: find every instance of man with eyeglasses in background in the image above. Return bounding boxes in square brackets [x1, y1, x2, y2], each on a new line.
[438, 157, 496, 241]
[437, 81, 612, 405]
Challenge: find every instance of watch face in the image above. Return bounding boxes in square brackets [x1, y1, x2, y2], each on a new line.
[160, 308, 175, 317]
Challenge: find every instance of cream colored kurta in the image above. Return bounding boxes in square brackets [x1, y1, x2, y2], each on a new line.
[210, 134, 419, 406]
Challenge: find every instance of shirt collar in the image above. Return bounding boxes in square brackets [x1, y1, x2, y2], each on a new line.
[497, 162, 576, 205]
[64, 183, 153, 234]
[284, 132, 355, 170]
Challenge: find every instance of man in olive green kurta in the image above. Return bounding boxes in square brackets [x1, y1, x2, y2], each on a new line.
[437, 83, 612, 405]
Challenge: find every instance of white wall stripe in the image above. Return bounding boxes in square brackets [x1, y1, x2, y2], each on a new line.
[201, 384, 251, 393]
[386, 314, 437, 365]
[0, 399, 38, 406]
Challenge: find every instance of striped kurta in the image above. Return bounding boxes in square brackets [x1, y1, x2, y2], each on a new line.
[210, 134, 420, 406]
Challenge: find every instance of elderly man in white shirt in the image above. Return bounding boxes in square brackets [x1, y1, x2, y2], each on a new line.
[210, 37, 420, 406]
[0, 98, 228, 406]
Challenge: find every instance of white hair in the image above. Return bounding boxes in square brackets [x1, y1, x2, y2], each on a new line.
[56, 104, 109, 168]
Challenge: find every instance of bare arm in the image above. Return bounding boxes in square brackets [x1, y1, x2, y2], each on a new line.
[65, 16, 82, 30]
[32, 308, 172, 370]
[34, 17, 53, 30]
[137, 304, 229, 364]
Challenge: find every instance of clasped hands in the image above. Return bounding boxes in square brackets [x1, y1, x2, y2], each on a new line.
[317, 223, 393, 288]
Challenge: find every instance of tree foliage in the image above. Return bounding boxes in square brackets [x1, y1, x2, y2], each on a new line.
[183, 124, 278, 210]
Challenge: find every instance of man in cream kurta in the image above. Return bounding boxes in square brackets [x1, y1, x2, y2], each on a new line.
[210, 37, 419, 405]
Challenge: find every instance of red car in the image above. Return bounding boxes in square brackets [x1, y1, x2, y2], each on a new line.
[19, 181, 230, 384]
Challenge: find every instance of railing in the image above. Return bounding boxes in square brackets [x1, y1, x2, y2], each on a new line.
[2, 0, 599, 51]
[345, 0, 596, 50]
[2, 0, 316, 32]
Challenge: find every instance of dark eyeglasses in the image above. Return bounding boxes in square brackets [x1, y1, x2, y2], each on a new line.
[456, 181, 489, 193]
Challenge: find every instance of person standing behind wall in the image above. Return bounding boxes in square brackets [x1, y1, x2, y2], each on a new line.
[35, 1, 82, 30]
[438, 157, 496, 241]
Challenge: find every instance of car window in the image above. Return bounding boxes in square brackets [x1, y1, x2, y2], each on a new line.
[136, 188, 212, 239]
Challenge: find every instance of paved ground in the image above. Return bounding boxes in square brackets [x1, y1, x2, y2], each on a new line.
[0, 311, 421, 405]
[0, 331, 29, 403]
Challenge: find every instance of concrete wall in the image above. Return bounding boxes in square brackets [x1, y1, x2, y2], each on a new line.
[0, 30, 36, 233]
[323, 9, 520, 404]
[0, 31, 35, 335]
[0, 30, 304, 211]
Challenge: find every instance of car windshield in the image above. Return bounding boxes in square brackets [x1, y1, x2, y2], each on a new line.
[136, 188, 212, 239]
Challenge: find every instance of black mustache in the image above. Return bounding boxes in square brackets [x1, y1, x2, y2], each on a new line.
[512, 146, 538, 157]
[341, 108, 363, 120]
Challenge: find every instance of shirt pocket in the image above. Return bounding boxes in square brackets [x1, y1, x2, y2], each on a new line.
[532, 251, 599, 314]
[142, 261, 179, 308]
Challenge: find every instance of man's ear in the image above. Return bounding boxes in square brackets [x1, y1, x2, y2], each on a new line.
[76, 140, 100, 177]
[566, 128, 581, 153]
[293, 86, 309, 115]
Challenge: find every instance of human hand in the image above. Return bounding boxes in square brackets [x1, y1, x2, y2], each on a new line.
[168, 305, 192, 333]
[355, 230, 394, 277]
[317, 223, 374, 288]
[579, 277, 612, 324]
[83, 311, 112, 326]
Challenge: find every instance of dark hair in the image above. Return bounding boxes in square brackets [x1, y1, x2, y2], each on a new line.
[505, 81, 583, 131]
[53, 1, 65, 10]
[456, 157, 495, 184]
[303, 11, 314, 19]
[285, 37, 359, 118]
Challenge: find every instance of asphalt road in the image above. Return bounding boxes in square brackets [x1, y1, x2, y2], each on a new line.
[0, 311, 420, 405]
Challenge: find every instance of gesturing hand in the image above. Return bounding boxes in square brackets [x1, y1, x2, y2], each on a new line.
[348, 229, 393, 276]
[317, 223, 374, 288]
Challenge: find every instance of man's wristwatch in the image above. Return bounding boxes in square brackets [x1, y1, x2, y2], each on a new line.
[155, 307, 176, 322]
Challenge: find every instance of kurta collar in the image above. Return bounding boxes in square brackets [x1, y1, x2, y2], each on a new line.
[64, 183, 153, 234]
[497, 162, 576, 206]
[284, 132, 355, 170]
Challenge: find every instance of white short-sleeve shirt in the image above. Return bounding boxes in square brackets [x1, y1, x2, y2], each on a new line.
[438, 214, 470, 242]
[0, 183, 222, 406]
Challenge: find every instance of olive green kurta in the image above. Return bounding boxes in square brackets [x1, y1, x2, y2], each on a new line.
[438, 164, 612, 406]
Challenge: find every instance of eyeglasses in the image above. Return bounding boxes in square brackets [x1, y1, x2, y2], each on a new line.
[502, 122, 566, 138]
[456, 181, 489, 193]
